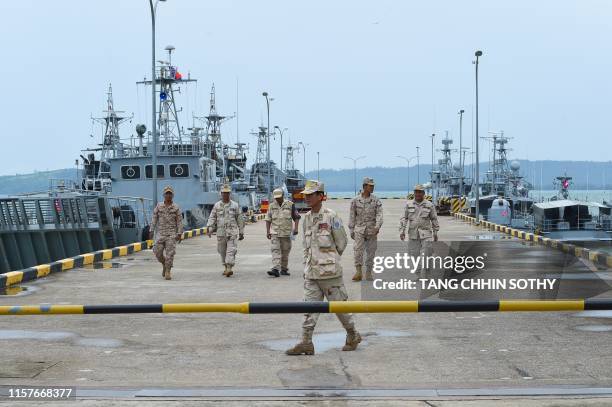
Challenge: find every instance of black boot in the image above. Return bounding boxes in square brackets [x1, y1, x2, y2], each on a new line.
[280, 267, 290, 276]
[267, 268, 280, 277]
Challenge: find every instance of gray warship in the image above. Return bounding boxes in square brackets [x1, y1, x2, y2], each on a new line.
[81, 46, 256, 229]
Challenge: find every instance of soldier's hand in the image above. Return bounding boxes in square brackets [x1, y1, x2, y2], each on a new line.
[206, 229, 212, 238]
[433, 233, 438, 242]
[350, 231, 355, 240]
[292, 228, 298, 236]
[266, 233, 272, 240]
[400, 233, 405, 241]
[239, 233, 244, 241]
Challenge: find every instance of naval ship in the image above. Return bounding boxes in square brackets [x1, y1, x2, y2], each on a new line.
[81, 46, 258, 229]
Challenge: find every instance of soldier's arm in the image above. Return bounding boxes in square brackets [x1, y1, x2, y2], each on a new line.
[236, 204, 245, 234]
[399, 204, 408, 234]
[206, 204, 217, 230]
[151, 205, 159, 232]
[375, 198, 383, 230]
[430, 205, 440, 233]
[331, 214, 348, 255]
[291, 203, 300, 233]
[175, 206, 184, 235]
[348, 198, 356, 232]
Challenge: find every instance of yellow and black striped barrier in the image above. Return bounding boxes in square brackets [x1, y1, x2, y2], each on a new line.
[1, 299, 611, 315]
[0, 227, 211, 289]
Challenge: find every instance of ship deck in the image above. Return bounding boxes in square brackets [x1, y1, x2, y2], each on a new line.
[0, 199, 611, 405]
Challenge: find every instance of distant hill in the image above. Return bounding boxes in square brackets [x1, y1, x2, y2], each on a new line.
[0, 160, 610, 195]
[0, 169, 78, 195]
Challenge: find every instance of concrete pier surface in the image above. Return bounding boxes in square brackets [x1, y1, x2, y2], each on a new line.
[1, 199, 611, 406]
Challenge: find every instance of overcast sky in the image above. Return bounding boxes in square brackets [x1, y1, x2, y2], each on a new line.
[0, 0, 610, 176]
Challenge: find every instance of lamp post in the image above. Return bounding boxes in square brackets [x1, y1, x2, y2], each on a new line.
[148, 0, 166, 205]
[344, 155, 366, 196]
[396, 155, 417, 189]
[317, 152, 320, 180]
[274, 126, 287, 171]
[262, 92, 271, 197]
[416, 146, 420, 183]
[458, 109, 465, 196]
[474, 50, 483, 223]
[430, 133, 435, 202]
[298, 142, 307, 176]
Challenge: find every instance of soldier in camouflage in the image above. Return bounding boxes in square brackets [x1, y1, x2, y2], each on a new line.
[286, 180, 361, 356]
[348, 177, 383, 281]
[400, 184, 440, 271]
[266, 188, 301, 277]
[206, 184, 245, 277]
[150, 185, 183, 280]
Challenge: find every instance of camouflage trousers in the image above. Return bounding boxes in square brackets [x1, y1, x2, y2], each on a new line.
[302, 277, 355, 341]
[153, 235, 177, 269]
[408, 238, 433, 272]
[270, 235, 292, 270]
[353, 233, 378, 272]
[217, 235, 238, 266]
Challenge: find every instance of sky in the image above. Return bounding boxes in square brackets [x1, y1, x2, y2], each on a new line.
[0, 0, 611, 176]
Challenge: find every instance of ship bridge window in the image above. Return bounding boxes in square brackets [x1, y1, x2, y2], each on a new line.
[121, 165, 141, 180]
[170, 163, 189, 178]
[145, 164, 165, 179]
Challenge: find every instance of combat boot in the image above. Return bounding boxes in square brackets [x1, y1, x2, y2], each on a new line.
[225, 265, 233, 277]
[285, 341, 315, 355]
[165, 267, 172, 280]
[352, 265, 363, 282]
[280, 267, 290, 276]
[365, 270, 374, 281]
[267, 268, 280, 277]
[342, 329, 362, 351]
[162, 265, 167, 278]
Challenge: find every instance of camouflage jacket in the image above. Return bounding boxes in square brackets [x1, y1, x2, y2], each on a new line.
[399, 199, 440, 240]
[207, 200, 245, 237]
[151, 202, 183, 237]
[348, 194, 383, 236]
[302, 207, 348, 280]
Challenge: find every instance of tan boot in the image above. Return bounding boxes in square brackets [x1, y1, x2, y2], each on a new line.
[285, 341, 315, 355]
[222, 265, 228, 276]
[365, 270, 374, 281]
[165, 267, 172, 280]
[342, 330, 362, 351]
[162, 265, 166, 278]
[352, 265, 363, 282]
[225, 265, 233, 277]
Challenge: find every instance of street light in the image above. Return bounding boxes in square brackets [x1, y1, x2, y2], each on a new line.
[298, 141, 308, 176]
[416, 146, 420, 183]
[474, 50, 483, 223]
[430, 133, 435, 202]
[262, 92, 271, 197]
[344, 155, 366, 196]
[148, 0, 166, 205]
[396, 155, 418, 189]
[458, 109, 465, 196]
[274, 126, 287, 172]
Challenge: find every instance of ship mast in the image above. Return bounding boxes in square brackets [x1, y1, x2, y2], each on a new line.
[91, 84, 132, 161]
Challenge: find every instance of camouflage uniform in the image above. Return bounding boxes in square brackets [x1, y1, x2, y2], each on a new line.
[151, 201, 183, 270]
[266, 197, 300, 273]
[349, 191, 383, 277]
[207, 199, 245, 267]
[399, 197, 440, 261]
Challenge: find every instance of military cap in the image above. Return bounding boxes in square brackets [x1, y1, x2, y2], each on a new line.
[302, 180, 324, 195]
[220, 184, 232, 193]
[413, 184, 426, 192]
[362, 177, 375, 186]
[272, 188, 284, 198]
[162, 185, 174, 195]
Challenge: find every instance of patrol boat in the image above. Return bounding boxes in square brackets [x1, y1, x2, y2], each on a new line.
[283, 141, 307, 211]
[468, 131, 534, 226]
[81, 46, 256, 229]
[530, 173, 612, 241]
[431, 131, 472, 215]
